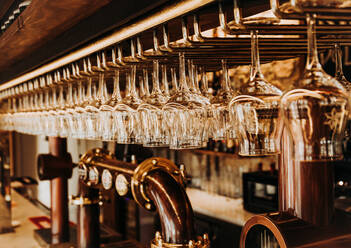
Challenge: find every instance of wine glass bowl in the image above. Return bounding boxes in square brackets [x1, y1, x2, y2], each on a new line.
[229, 31, 282, 156]
[281, 14, 349, 161]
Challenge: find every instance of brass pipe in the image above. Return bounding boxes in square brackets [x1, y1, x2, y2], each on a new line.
[93, 159, 136, 177]
[78, 149, 209, 247]
[145, 169, 194, 244]
[0, 0, 216, 90]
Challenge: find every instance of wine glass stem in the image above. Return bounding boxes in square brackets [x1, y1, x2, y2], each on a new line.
[179, 52, 189, 92]
[200, 67, 208, 93]
[143, 69, 150, 97]
[162, 64, 170, 96]
[58, 85, 64, 107]
[77, 81, 83, 105]
[306, 14, 322, 70]
[221, 59, 230, 91]
[112, 70, 122, 102]
[171, 67, 178, 91]
[152, 60, 162, 94]
[97, 73, 108, 104]
[334, 44, 344, 79]
[86, 78, 93, 102]
[130, 65, 139, 98]
[250, 30, 264, 81]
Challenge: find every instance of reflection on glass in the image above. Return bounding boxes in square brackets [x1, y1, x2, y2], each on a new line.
[281, 14, 349, 161]
[229, 30, 282, 156]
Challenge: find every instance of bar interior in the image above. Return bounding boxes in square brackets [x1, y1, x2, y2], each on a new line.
[0, 0, 351, 247]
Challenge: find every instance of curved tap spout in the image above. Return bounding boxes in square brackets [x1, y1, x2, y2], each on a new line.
[145, 169, 195, 244]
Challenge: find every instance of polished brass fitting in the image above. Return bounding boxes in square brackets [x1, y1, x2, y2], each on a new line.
[131, 157, 185, 211]
[151, 232, 210, 248]
[69, 192, 106, 206]
[79, 148, 115, 165]
[69, 195, 100, 206]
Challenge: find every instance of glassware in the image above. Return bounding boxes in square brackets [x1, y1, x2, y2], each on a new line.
[83, 55, 105, 140]
[69, 63, 87, 139]
[109, 69, 123, 141]
[211, 60, 236, 141]
[169, 67, 178, 97]
[229, 30, 282, 156]
[63, 68, 78, 138]
[334, 43, 351, 156]
[46, 74, 59, 137]
[33, 78, 43, 136]
[55, 71, 69, 138]
[161, 64, 170, 99]
[281, 14, 349, 161]
[334, 43, 351, 93]
[137, 60, 169, 147]
[114, 65, 143, 144]
[280, 14, 349, 227]
[83, 76, 99, 140]
[163, 53, 208, 149]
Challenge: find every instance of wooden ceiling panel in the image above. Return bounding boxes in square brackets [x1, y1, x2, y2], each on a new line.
[0, 0, 111, 69]
[0, 0, 15, 21]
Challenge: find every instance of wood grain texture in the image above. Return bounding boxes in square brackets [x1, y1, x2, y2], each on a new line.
[0, 0, 15, 21]
[0, 0, 111, 69]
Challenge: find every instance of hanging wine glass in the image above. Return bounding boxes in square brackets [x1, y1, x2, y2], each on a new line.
[334, 44, 351, 93]
[188, 60, 211, 144]
[72, 68, 86, 139]
[33, 78, 43, 136]
[163, 53, 208, 149]
[5, 89, 16, 132]
[105, 69, 123, 141]
[114, 65, 143, 144]
[161, 64, 170, 100]
[211, 60, 236, 141]
[137, 60, 169, 147]
[98, 68, 122, 141]
[40, 76, 51, 136]
[25, 82, 35, 134]
[280, 14, 350, 227]
[45, 74, 59, 137]
[63, 67, 78, 138]
[281, 14, 349, 162]
[55, 70, 69, 138]
[83, 76, 99, 140]
[16, 84, 26, 133]
[82, 54, 106, 140]
[169, 67, 178, 97]
[334, 43, 351, 157]
[229, 30, 282, 156]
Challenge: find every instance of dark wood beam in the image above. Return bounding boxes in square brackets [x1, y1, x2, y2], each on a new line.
[0, 0, 15, 21]
[0, 0, 112, 70]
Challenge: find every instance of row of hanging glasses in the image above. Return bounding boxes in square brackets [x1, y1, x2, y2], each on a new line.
[0, 14, 350, 157]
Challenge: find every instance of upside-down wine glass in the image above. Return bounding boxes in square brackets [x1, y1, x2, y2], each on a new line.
[229, 30, 282, 156]
[163, 53, 208, 149]
[138, 60, 169, 147]
[280, 13, 349, 227]
[211, 59, 236, 141]
[114, 65, 143, 144]
[334, 43, 351, 155]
